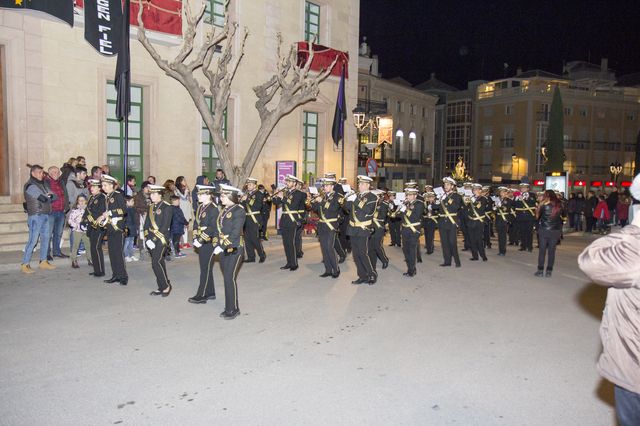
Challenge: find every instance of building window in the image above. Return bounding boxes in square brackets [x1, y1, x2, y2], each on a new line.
[304, 1, 321, 43]
[106, 83, 143, 185]
[564, 106, 573, 116]
[204, 0, 226, 27]
[201, 96, 227, 178]
[422, 107, 426, 118]
[446, 101, 472, 124]
[535, 123, 548, 173]
[627, 112, 637, 121]
[396, 100, 402, 112]
[504, 104, 514, 116]
[579, 108, 588, 117]
[302, 111, 318, 180]
[538, 103, 550, 121]
[482, 135, 492, 148]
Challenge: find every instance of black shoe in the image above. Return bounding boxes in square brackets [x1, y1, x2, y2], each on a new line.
[150, 290, 163, 296]
[534, 270, 544, 277]
[368, 275, 377, 285]
[338, 256, 346, 264]
[54, 253, 69, 259]
[403, 271, 411, 276]
[545, 270, 552, 277]
[319, 272, 332, 278]
[417, 258, 423, 263]
[104, 277, 119, 283]
[469, 257, 478, 261]
[482, 257, 488, 262]
[439, 263, 451, 267]
[188, 296, 207, 304]
[382, 262, 388, 269]
[408, 270, 416, 277]
[455, 263, 461, 268]
[72, 260, 79, 269]
[161, 285, 172, 297]
[259, 256, 266, 263]
[280, 265, 291, 270]
[288, 265, 297, 271]
[351, 278, 366, 285]
[47, 255, 54, 262]
[245, 259, 256, 263]
[206, 294, 216, 300]
[296, 254, 303, 259]
[89, 272, 94, 275]
[331, 271, 340, 278]
[119, 279, 128, 286]
[220, 310, 240, 320]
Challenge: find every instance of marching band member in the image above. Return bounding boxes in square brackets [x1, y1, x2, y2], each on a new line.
[423, 191, 438, 255]
[83, 179, 106, 277]
[368, 189, 389, 271]
[514, 182, 537, 252]
[241, 177, 266, 263]
[311, 177, 342, 278]
[494, 186, 515, 256]
[507, 188, 520, 246]
[482, 186, 494, 248]
[324, 173, 347, 263]
[216, 184, 246, 320]
[98, 175, 128, 285]
[272, 175, 306, 271]
[400, 186, 424, 277]
[345, 175, 378, 285]
[189, 185, 219, 304]
[404, 181, 422, 263]
[465, 183, 488, 261]
[435, 177, 463, 267]
[386, 192, 402, 247]
[144, 184, 174, 297]
[295, 179, 307, 259]
[337, 177, 351, 254]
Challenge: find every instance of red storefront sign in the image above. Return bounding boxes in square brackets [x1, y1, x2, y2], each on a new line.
[591, 181, 602, 187]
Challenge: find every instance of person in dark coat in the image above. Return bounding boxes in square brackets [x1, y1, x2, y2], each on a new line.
[583, 191, 598, 232]
[535, 190, 565, 277]
[170, 195, 189, 258]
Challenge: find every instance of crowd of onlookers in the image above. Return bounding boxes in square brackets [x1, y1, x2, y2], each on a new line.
[19, 155, 244, 273]
[565, 187, 633, 235]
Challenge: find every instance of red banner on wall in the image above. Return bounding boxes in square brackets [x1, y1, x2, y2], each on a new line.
[297, 42, 349, 78]
[76, 0, 182, 35]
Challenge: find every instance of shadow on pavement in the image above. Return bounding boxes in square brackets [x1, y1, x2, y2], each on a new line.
[575, 282, 607, 320]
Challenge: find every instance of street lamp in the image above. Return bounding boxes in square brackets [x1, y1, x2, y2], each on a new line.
[353, 107, 381, 158]
[609, 162, 623, 184]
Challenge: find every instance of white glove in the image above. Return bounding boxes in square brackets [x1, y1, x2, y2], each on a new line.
[193, 239, 202, 248]
[346, 194, 357, 202]
[214, 246, 224, 255]
[427, 205, 432, 212]
[435, 199, 441, 205]
[145, 240, 156, 250]
[111, 217, 119, 226]
[399, 204, 407, 213]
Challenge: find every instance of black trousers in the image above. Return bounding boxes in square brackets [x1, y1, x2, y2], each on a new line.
[260, 211, 270, 238]
[496, 220, 508, 254]
[319, 229, 339, 274]
[295, 224, 303, 256]
[518, 220, 535, 250]
[389, 220, 401, 245]
[172, 234, 181, 254]
[351, 235, 374, 280]
[244, 220, 265, 261]
[150, 244, 170, 291]
[402, 230, 419, 273]
[368, 227, 388, 270]
[424, 221, 436, 254]
[196, 243, 216, 298]
[333, 233, 346, 258]
[220, 249, 242, 313]
[438, 223, 461, 266]
[107, 229, 127, 280]
[508, 222, 519, 244]
[483, 220, 492, 247]
[281, 226, 298, 267]
[460, 217, 470, 250]
[88, 229, 105, 276]
[468, 221, 486, 260]
[339, 219, 351, 251]
[537, 229, 561, 271]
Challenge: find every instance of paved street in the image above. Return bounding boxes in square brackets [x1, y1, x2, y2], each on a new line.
[0, 232, 614, 425]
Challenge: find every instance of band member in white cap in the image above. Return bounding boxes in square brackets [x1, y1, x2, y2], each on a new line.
[435, 177, 462, 267]
[311, 177, 342, 278]
[272, 175, 306, 271]
[241, 177, 266, 263]
[400, 186, 423, 276]
[345, 175, 378, 284]
[144, 185, 174, 297]
[83, 179, 106, 277]
[324, 172, 347, 263]
[423, 191, 438, 255]
[98, 175, 128, 285]
[514, 182, 536, 252]
[368, 189, 389, 271]
[216, 184, 246, 320]
[494, 186, 515, 256]
[465, 183, 488, 261]
[189, 185, 219, 304]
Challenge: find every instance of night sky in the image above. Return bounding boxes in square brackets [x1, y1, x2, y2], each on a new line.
[359, 0, 640, 89]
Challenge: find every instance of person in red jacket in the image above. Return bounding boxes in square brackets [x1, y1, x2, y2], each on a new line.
[616, 194, 631, 227]
[593, 195, 610, 234]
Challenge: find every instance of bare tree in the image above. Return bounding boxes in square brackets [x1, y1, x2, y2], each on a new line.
[135, 0, 338, 186]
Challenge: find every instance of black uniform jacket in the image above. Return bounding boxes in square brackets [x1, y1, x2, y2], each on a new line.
[465, 196, 488, 223]
[105, 191, 126, 232]
[495, 198, 515, 223]
[143, 201, 173, 246]
[242, 190, 264, 226]
[436, 192, 463, 227]
[83, 193, 106, 230]
[515, 192, 537, 221]
[273, 189, 306, 229]
[312, 191, 342, 233]
[345, 191, 378, 237]
[401, 200, 424, 234]
[217, 204, 246, 252]
[194, 202, 220, 245]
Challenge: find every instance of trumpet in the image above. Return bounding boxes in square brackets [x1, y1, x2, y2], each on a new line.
[271, 186, 288, 198]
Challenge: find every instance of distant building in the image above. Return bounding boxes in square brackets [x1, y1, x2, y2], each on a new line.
[472, 59, 640, 190]
[357, 40, 438, 190]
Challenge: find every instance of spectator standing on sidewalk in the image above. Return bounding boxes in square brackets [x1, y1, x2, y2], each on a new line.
[584, 191, 597, 232]
[21, 165, 56, 274]
[594, 195, 611, 234]
[534, 190, 565, 277]
[578, 174, 640, 426]
[174, 176, 193, 247]
[46, 166, 69, 260]
[617, 194, 631, 227]
[574, 192, 585, 231]
[606, 187, 619, 225]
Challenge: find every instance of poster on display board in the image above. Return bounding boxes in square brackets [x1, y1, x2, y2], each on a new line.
[545, 172, 569, 196]
[275, 161, 297, 232]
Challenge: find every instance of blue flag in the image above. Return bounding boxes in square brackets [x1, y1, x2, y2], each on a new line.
[331, 64, 346, 148]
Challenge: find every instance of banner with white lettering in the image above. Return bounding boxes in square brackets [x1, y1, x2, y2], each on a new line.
[83, 0, 122, 56]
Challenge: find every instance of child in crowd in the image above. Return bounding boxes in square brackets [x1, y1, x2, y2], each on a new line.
[67, 195, 92, 269]
[170, 195, 188, 258]
[124, 196, 139, 262]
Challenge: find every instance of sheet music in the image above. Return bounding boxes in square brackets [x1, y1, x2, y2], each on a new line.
[433, 187, 445, 197]
[308, 186, 318, 195]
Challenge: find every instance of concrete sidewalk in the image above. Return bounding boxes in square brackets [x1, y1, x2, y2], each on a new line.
[0, 232, 614, 425]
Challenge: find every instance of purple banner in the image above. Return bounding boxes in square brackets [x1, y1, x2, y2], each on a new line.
[275, 161, 296, 231]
